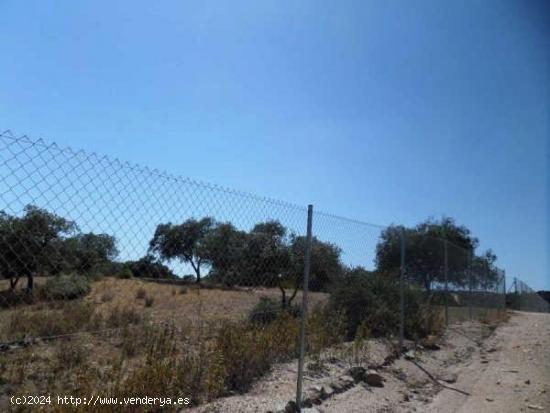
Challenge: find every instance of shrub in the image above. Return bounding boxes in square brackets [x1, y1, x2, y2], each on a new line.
[406, 286, 434, 339]
[328, 271, 429, 340]
[144, 296, 154, 307]
[179, 287, 188, 295]
[54, 339, 87, 370]
[248, 297, 300, 325]
[248, 297, 280, 325]
[306, 304, 346, 354]
[215, 313, 300, 392]
[136, 287, 147, 299]
[126, 256, 177, 279]
[42, 275, 91, 301]
[119, 324, 155, 358]
[248, 297, 301, 325]
[341, 320, 370, 368]
[0, 289, 36, 308]
[112, 324, 210, 405]
[101, 291, 114, 303]
[7, 301, 99, 339]
[181, 275, 196, 283]
[117, 267, 133, 279]
[106, 306, 142, 328]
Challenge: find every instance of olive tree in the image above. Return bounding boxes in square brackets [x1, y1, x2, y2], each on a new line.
[0, 205, 76, 291]
[149, 217, 215, 283]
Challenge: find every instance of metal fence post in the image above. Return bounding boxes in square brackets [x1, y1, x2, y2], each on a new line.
[468, 253, 473, 321]
[514, 277, 519, 310]
[399, 227, 405, 352]
[502, 272, 506, 310]
[296, 204, 313, 410]
[444, 239, 449, 327]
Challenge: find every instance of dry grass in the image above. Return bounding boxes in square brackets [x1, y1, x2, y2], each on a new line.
[3, 301, 101, 340]
[479, 308, 510, 326]
[1, 277, 478, 411]
[135, 286, 147, 299]
[0, 277, 332, 411]
[434, 305, 508, 325]
[0, 276, 49, 291]
[89, 277, 328, 328]
[0, 277, 327, 347]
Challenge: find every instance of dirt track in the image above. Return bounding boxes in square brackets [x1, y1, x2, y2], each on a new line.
[191, 311, 549, 413]
[322, 311, 550, 413]
[426, 311, 550, 412]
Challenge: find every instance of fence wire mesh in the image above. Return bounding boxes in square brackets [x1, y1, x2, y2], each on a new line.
[507, 277, 549, 313]
[0, 130, 544, 411]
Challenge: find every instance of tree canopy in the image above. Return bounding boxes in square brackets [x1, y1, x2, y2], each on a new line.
[149, 217, 344, 292]
[0, 206, 121, 291]
[149, 217, 215, 283]
[0, 206, 77, 290]
[1, 205, 503, 301]
[65, 233, 118, 274]
[125, 255, 177, 279]
[375, 217, 500, 292]
[289, 235, 343, 292]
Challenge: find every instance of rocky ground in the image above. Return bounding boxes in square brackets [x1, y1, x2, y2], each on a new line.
[188, 310, 550, 413]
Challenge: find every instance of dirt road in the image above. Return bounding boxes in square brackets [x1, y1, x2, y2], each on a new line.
[426, 311, 550, 412]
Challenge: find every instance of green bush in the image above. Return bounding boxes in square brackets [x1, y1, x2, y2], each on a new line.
[117, 266, 133, 279]
[181, 275, 196, 283]
[42, 275, 91, 301]
[0, 289, 36, 308]
[328, 270, 428, 340]
[248, 297, 300, 325]
[249, 297, 280, 325]
[125, 257, 177, 279]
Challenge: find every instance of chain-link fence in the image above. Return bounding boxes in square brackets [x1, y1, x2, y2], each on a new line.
[0, 130, 544, 411]
[507, 277, 549, 313]
[0, 131, 312, 408]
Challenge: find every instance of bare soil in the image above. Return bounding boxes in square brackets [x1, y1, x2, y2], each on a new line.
[426, 311, 550, 413]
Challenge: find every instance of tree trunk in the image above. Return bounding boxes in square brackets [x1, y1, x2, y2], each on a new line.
[287, 283, 299, 307]
[424, 290, 435, 333]
[279, 284, 287, 309]
[195, 266, 201, 284]
[424, 277, 431, 294]
[9, 277, 19, 290]
[26, 273, 34, 292]
[279, 280, 299, 310]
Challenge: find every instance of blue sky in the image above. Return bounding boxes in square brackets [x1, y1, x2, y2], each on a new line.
[1, 1, 549, 289]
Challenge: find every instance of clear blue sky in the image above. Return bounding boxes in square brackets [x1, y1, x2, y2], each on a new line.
[1, 1, 549, 289]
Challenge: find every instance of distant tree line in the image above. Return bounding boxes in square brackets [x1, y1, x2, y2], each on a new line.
[0, 206, 502, 299]
[0, 206, 117, 291]
[148, 218, 343, 306]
